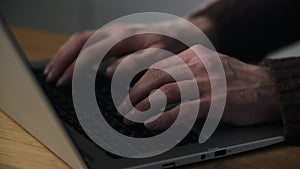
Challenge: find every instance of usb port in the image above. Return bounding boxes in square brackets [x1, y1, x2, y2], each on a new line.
[162, 162, 176, 169]
[214, 149, 227, 157]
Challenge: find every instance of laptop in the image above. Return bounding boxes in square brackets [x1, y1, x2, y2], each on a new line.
[0, 15, 284, 169]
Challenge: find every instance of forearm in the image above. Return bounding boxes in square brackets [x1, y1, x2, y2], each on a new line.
[187, 0, 300, 63]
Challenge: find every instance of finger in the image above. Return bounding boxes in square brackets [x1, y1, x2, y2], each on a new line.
[151, 47, 202, 70]
[123, 82, 180, 124]
[123, 80, 201, 124]
[128, 64, 194, 106]
[69, 38, 120, 80]
[117, 47, 210, 116]
[105, 56, 127, 78]
[45, 31, 94, 83]
[144, 98, 210, 130]
[144, 105, 179, 130]
[55, 61, 75, 87]
[105, 47, 171, 78]
[55, 30, 144, 84]
[118, 63, 197, 116]
[84, 32, 145, 62]
[46, 30, 115, 83]
[124, 48, 206, 101]
[74, 35, 137, 75]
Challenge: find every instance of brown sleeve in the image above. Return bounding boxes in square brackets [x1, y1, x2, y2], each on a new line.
[264, 57, 300, 145]
[188, 0, 300, 63]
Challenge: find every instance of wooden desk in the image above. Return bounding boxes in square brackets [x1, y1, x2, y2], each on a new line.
[1, 26, 300, 169]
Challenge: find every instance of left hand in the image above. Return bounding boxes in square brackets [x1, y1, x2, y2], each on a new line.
[44, 17, 214, 87]
[117, 45, 281, 130]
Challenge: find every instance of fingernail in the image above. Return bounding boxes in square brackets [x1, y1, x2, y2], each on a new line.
[145, 120, 159, 130]
[44, 65, 50, 75]
[117, 100, 129, 115]
[46, 70, 54, 82]
[105, 66, 114, 77]
[56, 76, 66, 87]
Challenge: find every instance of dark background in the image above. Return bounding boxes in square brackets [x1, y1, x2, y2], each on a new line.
[1, 0, 299, 58]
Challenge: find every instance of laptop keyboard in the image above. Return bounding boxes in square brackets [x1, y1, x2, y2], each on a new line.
[33, 67, 202, 156]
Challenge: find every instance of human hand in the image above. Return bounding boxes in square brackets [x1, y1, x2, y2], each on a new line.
[118, 45, 281, 129]
[44, 30, 94, 86]
[44, 17, 213, 87]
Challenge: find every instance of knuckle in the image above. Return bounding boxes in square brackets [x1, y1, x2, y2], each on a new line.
[110, 24, 134, 35]
[149, 67, 159, 74]
[187, 61, 199, 69]
[82, 30, 94, 38]
[150, 62, 160, 69]
[191, 44, 206, 50]
[110, 23, 126, 29]
[152, 71, 167, 84]
[71, 32, 83, 39]
[69, 32, 88, 43]
[161, 112, 171, 124]
[136, 100, 150, 111]
[145, 68, 158, 80]
[160, 84, 176, 98]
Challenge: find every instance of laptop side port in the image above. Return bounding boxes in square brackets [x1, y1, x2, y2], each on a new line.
[200, 154, 206, 160]
[214, 149, 227, 157]
[162, 162, 176, 169]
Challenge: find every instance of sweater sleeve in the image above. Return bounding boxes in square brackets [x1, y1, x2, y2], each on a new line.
[264, 57, 300, 145]
[187, 0, 300, 63]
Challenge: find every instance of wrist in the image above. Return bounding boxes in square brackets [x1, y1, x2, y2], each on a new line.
[259, 67, 281, 121]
